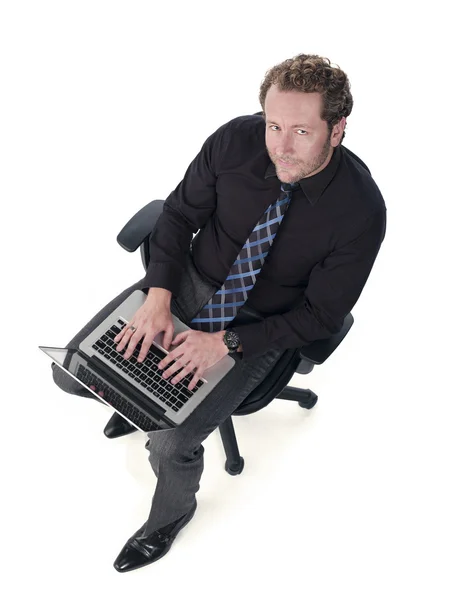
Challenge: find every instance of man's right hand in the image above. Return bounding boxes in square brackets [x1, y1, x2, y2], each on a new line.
[114, 289, 174, 363]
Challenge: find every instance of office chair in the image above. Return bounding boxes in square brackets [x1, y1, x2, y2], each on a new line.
[117, 199, 354, 476]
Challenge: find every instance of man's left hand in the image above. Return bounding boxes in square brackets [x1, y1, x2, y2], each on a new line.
[152, 330, 229, 392]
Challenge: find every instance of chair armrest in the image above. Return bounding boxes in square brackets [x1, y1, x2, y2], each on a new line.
[297, 313, 354, 369]
[116, 200, 165, 252]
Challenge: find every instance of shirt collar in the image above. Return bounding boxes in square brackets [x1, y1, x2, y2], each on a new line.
[264, 144, 342, 206]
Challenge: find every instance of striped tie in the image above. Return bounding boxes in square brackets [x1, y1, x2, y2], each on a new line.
[189, 182, 300, 332]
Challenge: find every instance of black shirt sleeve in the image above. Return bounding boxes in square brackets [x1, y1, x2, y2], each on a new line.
[233, 208, 387, 358]
[141, 122, 230, 296]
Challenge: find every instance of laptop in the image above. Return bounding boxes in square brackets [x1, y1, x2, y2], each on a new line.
[39, 289, 237, 433]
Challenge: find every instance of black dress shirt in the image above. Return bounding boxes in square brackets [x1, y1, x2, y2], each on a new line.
[142, 113, 387, 359]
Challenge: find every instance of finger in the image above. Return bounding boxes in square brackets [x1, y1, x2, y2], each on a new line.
[161, 356, 186, 379]
[116, 325, 137, 352]
[137, 333, 155, 363]
[114, 321, 133, 344]
[172, 331, 189, 346]
[163, 329, 175, 351]
[122, 330, 143, 360]
[187, 370, 202, 392]
[158, 346, 184, 371]
[170, 362, 195, 385]
[113, 329, 124, 343]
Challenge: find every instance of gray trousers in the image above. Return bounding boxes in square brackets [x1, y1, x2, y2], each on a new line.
[52, 252, 286, 534]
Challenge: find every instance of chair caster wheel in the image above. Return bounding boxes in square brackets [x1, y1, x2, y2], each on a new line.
[298, 392, 318, 409]
[225, 457, 245, 475]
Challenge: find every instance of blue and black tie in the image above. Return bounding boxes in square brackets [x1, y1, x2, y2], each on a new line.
[189, 181, 300, 332]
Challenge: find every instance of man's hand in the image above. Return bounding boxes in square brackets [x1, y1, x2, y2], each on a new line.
[114, 290, 174, 361]
[157, 329, 229, 392]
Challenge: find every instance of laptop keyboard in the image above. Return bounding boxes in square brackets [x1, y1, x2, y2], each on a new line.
[91, 318, 205, 413]
[76, 364, 161, 432]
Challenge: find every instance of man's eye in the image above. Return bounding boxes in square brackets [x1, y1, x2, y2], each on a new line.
[269, 125, 307, 135]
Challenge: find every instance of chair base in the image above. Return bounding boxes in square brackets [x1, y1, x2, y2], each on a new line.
[225, 456, 245, 476]
[219, 388, 318, 476]
[219, 417, 245, 475]
[277, 386, 318, 409]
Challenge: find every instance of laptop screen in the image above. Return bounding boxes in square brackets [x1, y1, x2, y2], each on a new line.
[40, 346, 172, 431]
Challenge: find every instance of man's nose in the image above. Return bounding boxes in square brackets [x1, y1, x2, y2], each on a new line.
[277, 135, 295, 156]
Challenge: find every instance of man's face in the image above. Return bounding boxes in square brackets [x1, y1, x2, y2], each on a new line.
[264, 85, 345, 184]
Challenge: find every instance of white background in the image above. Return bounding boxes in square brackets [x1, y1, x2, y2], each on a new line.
[1, 1, 449, 598]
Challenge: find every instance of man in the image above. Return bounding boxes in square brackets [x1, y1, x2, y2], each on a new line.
[52, 53, 387, 572]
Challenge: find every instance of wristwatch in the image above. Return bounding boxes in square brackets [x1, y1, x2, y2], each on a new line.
[223, 328, 241, 353]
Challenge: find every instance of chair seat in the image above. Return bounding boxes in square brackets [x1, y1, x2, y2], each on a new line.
[232, 348, 303, 416]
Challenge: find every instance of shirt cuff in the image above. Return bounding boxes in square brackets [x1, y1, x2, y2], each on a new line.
[141, 262, 182, 296]
[232, 321, 279, 359]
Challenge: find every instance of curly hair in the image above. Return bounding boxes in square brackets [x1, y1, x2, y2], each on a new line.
[259, 54, 353, 144]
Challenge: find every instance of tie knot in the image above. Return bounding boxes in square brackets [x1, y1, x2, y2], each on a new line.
[280, 182, 300, 193]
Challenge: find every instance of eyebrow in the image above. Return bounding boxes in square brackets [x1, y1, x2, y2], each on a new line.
[266, 120, 312, 129]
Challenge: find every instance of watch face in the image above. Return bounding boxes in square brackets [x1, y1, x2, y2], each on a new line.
[225, 330, 240, 350]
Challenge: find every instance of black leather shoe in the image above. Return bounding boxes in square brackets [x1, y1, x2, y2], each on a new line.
[113, 503, 197, 572]
[103, 412, 137, 439]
